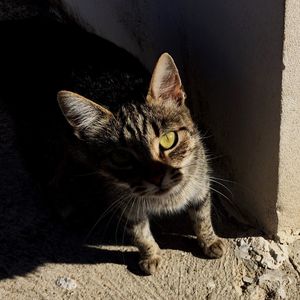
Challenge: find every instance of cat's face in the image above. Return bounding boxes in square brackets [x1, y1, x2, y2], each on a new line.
[58, 53, 202, 200]
[98, 101, 198, 198]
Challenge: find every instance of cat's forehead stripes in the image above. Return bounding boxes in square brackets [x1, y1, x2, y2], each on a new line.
[149, 120, 160, 137]
[120, 104, 147, 141]
[118, 103, 194, 144]
[120, 104, 159, 141]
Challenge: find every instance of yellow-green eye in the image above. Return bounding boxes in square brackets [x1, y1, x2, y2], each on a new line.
[159, 131, 177, 150]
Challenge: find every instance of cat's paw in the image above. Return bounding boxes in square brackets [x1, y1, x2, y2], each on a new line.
[139, 255, 162, 275]
[202, 239, 225, 258]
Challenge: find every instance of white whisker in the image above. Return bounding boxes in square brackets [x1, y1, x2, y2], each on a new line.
[209, 178, 233, 196]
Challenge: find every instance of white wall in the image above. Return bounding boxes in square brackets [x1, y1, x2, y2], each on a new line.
[277, 0, 300, 242]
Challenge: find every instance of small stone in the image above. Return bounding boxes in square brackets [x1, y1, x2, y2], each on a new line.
[55, 276, 77, 290]
[277, 285, 286, 299]
[255, 255, 261, 262]
[242, 276, 253, 284]
[207, 280, 216, 290]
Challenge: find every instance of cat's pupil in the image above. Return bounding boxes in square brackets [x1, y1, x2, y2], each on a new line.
[159, 131, 177, 150]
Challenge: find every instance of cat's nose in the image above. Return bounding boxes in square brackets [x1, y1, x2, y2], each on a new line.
[146, 161, 167, 186]
[147, 173, 165, 186]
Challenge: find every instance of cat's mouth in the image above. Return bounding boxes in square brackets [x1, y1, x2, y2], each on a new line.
[131, 184, 172, 196]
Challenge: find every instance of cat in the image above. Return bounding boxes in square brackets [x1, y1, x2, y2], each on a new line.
[56, 53, 225, 275]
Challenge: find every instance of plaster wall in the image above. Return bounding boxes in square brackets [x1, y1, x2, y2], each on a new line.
[56, 1, 295, 237]
[277, 0, 300, 241]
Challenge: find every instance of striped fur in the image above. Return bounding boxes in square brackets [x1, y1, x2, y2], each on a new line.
[57, 53, 224, 274]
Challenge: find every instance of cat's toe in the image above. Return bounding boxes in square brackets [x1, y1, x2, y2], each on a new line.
[139, 255, 162, 275]
[203, 239, 225, 258]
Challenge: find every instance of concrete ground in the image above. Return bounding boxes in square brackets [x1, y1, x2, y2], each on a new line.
[1, 233, 300, 299]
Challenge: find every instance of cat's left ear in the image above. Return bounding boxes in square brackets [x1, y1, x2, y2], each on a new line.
[147, 53, 186, 106]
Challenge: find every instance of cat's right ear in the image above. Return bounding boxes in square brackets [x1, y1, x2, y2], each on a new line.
[57, 90, 113, 139]
[147, 53, 186, 106]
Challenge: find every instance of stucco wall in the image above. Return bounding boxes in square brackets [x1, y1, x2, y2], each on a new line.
[55, 0, 299, 238]
[277, 0, 300, 241]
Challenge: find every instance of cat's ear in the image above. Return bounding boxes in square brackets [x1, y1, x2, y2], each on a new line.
[147, 53, 186, 106]
[57, 90, 113, 139]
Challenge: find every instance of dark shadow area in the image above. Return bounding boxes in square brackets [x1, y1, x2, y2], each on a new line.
[0, 16, 149, 280]
[0, 15, 252, 280]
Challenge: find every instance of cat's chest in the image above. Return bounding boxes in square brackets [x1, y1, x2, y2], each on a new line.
[146, 179, 209, 215]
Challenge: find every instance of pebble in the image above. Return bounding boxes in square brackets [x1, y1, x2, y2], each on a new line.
[55, 276, 77, 290]
[207, 280, 216, 290]
[242, 276, 253, 284]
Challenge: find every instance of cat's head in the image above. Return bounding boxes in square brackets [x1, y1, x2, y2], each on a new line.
[57, 53, 204, 201]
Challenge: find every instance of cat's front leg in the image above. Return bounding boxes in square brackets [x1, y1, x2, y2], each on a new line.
[188, 192, 225, 258]
[128, 218, 161, 275]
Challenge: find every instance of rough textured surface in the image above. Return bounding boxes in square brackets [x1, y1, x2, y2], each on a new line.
[0, 0, 45, 20]
[1, 237, 299, 299]
[277, 0, 300, 242]
[235, 237, 289, 270]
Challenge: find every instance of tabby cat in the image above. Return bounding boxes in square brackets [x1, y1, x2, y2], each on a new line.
[57, 53, 225, 275]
